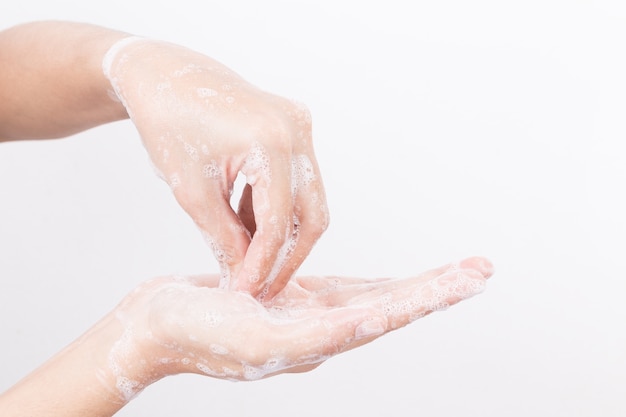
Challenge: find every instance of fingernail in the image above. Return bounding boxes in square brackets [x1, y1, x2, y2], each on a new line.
[476, 257, 495, 278]
[355, 317, 386, 340]
[460, 256, 495, 278]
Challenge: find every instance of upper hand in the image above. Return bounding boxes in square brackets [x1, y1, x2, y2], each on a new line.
[104, 39, 329, 299]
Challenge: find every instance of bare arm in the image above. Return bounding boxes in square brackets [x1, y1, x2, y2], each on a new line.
[0, 21, 329, 299]
[0, 313, 137, 417]
[0, 21, 129, 140]
[0, 257, 493, 416]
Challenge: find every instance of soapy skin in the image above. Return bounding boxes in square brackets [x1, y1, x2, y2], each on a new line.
[102, 36, 329, 300]
[0, 21, 329, 300]
[0, 256, 493, 416]
[0, 20, 495, 417]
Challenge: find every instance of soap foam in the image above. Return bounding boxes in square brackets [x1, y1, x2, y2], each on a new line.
[202, 161, 223, 179]
[380, 271, 486, 328]
[291, 154, 316, 195]
[101, 36, 146, 111]
[241, 142, 271, 186]
[197, 87, 218, 98]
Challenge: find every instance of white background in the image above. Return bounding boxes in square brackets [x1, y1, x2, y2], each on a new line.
[1, 1, 625, 416]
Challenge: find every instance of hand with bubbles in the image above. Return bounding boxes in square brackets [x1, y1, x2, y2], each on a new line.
[0, 256, 493, 416]
[102, 256, 493, 402]
[0, 22, 496, 417]
[103, 38, 329, 300]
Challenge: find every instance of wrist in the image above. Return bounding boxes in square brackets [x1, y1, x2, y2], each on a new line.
[0, 307, 158, 416]
[101, 278, 198, 389]
[101, 36, 148, 107]
[98, 302, 173, 402]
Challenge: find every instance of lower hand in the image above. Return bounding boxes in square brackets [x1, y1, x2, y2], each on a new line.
[103, 256, 493, 401]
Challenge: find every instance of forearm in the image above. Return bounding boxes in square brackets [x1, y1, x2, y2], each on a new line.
[0, 312, 149, 417]
[0, 21, 130, 141]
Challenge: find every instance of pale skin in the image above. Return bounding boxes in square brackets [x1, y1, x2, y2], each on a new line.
[0, 20, 495, 416]
[0, 20, 328, 299]
[0, 257, 494, 417]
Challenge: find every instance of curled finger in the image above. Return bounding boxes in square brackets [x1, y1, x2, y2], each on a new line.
[173, 167, 251, 287]
[233, 142, 295, 296]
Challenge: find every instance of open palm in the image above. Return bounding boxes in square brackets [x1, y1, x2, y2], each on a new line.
[114, 256, 493, 384]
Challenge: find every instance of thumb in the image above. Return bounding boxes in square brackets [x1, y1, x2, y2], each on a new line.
[276, 307, 389, 368]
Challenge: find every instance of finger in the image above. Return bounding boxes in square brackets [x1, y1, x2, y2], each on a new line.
[260, 152, 330, 300]
[234, 143, 294, 296]
[262, 306, 388, 376]
[254, 101, 327, 300]
[173, 168, 251, 287]
[236, 183, 256, 236]
[459, 255, 495, 279]
[296, 257, 492, 307]
[366, 268, 490, 330]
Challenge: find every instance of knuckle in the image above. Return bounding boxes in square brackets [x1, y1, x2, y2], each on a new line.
[285, 100, 313, 130]
[311, 206, 330, 237]
[307, 222, 327, 242]
[250, 97, 312, 150]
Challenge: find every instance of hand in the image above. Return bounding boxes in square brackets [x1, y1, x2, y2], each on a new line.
[103, 38, 329, 300]
[104, 256, 493, 401]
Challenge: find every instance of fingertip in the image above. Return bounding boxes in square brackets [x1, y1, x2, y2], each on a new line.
[459, 256, 495, 279]
[231, 266, 259, 295]
[259, 260, 300, 301]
